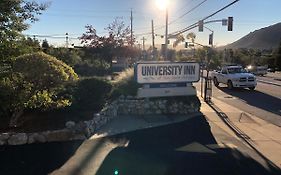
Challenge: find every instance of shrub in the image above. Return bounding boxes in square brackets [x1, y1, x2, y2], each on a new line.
[71, 77, 112, 111]
[0, 52, 78, 117]
[110, 68, 141, 100]
[74, 60, 110, 77]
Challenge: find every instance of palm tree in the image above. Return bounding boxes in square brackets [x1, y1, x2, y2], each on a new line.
[173, 34, 185, 48]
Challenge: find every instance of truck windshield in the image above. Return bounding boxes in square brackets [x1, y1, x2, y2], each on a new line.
[227, 68, 247, 74]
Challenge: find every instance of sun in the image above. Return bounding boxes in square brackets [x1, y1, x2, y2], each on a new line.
[155, 0, 169, 10]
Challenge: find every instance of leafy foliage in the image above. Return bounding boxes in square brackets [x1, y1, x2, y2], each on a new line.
[274, 41, 281, 70]
[0, 52, 78, 117]
[71, 77, 112, 111]
[0, 0, 48, 60]
[79, 17, 136, 67]
[47, 47, 82, 67]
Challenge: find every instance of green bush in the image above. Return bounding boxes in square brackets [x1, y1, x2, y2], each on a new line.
[0, 52, 78, 117]
[74, 60, 110, 77]
[110, 68, 140, 100]
[71, 77, 112, 111]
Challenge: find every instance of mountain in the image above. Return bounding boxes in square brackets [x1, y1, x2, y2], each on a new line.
[220, 22, 281, 50]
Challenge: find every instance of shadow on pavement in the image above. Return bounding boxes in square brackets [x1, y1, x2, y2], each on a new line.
[217, 87, 281, 117]
[95, 115, 280, 175]
[0, 140, 83, 175]
[1, 115, 280, 175]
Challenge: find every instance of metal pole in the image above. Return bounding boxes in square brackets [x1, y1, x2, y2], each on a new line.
[152, 20, 155, 60]
[165, 7, 168, 60]
[130, 9, 133, 46]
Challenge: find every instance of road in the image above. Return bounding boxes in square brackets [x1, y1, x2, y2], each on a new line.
[1, 116, 279, 175]
[195, 73, 281, 127]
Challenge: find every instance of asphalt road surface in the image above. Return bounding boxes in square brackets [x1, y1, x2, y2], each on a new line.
[195, 77, 281, 127]
[1, 116, 279, 175]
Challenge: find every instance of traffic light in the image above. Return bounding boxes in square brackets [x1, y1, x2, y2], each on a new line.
[228, 17, 233, 31]
[198, 20, 203, 32]
[209, 33, 213, 46]
[185, 42, 188, 48]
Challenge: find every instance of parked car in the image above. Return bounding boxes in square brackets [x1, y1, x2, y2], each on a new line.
[246, 65, 267, 76]
[267, 68, 275, 72]
[211, 65, 257, 90]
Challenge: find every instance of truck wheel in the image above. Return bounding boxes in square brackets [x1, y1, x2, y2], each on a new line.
[213, 77, 219, 87]
[227, 80, 233, 90]
[249, 87, 255, 90]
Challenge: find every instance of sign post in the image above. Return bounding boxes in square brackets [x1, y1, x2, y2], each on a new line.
[135, 62, 200, 98]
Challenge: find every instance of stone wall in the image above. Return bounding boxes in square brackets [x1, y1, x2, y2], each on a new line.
[100, 95, 200, 116]
[0, 95, 200, 145]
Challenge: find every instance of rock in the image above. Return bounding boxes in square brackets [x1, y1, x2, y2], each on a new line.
[126, 95, 133, 99]
[70, 134, 87, 140]
[99, 118, 107, 126]
[43, 129, 73, 142]
[120, 94, 125, 99]
[28, 133, 46, 144]
[156, 110, 162, 114]
[65, 121, 76, 129]
[112, 108, 118, 117]
[0, 133, 10, 140]
[0, 140, 5, 145]
[8, 133, 28, 145]
[159, 104, 166, 109]
[93, 116, 101, 124]
[144, 103, 150, 109]
[94, 113, 101, 118]
[0, 133, 9, 145]
[74, 121, 88, 134]
[0, 133, 10, 144]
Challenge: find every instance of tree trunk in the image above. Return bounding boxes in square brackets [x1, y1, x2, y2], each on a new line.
[9, 108, 24, 128]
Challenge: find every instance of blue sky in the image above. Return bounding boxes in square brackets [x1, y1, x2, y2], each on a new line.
[25, 0, 281, 48]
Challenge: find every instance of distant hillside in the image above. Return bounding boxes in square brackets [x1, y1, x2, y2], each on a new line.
[220, 22, 281, 50]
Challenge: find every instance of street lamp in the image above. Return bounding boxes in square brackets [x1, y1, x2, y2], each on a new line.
[155, 0, 169, 60]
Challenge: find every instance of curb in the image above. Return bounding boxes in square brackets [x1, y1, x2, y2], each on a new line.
[257, 79, 281, 87]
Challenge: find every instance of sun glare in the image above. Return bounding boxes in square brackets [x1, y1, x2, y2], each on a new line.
[155, 0, 169, 10]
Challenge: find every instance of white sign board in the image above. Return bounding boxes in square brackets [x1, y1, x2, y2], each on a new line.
[136, 62, 200, 84]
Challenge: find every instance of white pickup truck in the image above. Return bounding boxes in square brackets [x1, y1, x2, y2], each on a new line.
[211, 66, 257, 90]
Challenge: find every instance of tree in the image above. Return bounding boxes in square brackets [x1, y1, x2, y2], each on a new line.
[80, 17, 136, 67]
[186, 32, 196, 43]
[173, 35, 185, 48]
[0, 0, 49, 60]
[274, 41, 281, 70]
[173, 32, 196, 48]
[47, 47, 82, 67]
[42, 39, 50, 52]
[0, 52, 78, 127]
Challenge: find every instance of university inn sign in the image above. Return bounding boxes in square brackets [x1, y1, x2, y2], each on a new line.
[135, 62, 200, 98]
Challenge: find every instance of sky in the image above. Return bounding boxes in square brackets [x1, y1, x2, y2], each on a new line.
[25, 0, 281, 48]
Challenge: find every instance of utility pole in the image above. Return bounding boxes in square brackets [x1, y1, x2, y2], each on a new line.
[151, 20, 155, 59]
[130, 9, 133, 46]
[65, 32, 69, 48]
[165, 8, 168, 60]
[141, 37, 146, 50]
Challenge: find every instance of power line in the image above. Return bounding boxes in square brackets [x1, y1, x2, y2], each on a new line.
[175, 0, 196, 12]
[169, 0, 240, 37]
[146, 0, 208, 33]
[169, 0, 208, 26]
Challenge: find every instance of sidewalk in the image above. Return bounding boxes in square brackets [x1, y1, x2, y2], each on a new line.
[51, 95, 281, 174]
[201, 96, 281, 169]
[90, 114, 199, 139]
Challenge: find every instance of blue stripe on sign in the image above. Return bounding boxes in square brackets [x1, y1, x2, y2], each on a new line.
[149, 83, 187, 88]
